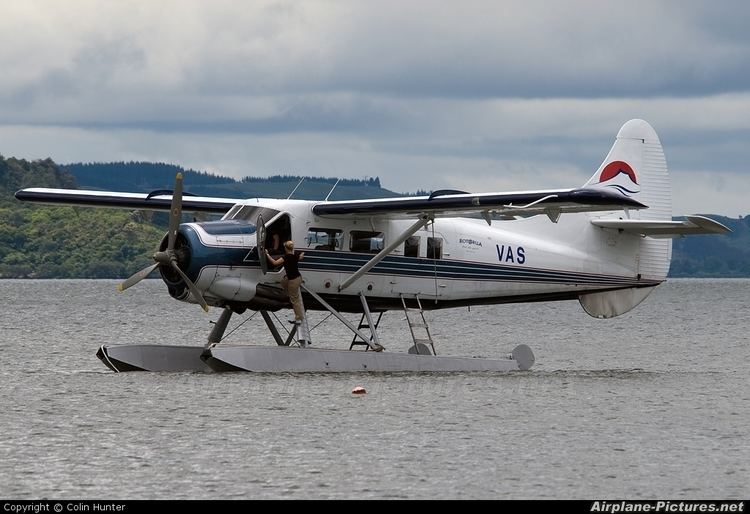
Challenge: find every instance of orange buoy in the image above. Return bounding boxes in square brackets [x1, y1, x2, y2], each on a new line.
[351, 386, 367, 395]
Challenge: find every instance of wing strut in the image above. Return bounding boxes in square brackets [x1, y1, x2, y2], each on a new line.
[337, 215, 432, 292]
[301, 285, 384, 351]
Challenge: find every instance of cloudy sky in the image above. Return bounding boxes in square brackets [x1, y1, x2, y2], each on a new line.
[1, 1, 748, 215]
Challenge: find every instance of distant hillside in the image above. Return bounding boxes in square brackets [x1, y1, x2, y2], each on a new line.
[0, 156, 165, 278]
[2, 156, 748, 278]
[1, 156, 76, 191]
[63, 162, 400, 200]
[671, 216, 750, 277]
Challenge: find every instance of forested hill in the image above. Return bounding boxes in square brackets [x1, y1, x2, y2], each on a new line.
[1, 156, 76, 191]
[1, 155, 748, 278]
[64, 162, 398, 200]
[671, 216, 750, 277]
[0, 156, 165, 278]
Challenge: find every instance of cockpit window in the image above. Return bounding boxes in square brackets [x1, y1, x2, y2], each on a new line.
[222, 205, 280, 223]
[198, 220, 257, 235]
[222, 205, 243, 220]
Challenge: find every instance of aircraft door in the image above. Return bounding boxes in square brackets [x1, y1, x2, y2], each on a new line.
[390, 226, 446, 300]
[257, 214, 268, 275]
[424, 228, 447, 300]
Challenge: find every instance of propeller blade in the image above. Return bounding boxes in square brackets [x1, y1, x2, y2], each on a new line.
[167, 173, 183, 251]
[117, 263, 159, 292]
[170, 261, 209, 313]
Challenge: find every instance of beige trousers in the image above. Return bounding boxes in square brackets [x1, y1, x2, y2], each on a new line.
[281, 276, 304, 320]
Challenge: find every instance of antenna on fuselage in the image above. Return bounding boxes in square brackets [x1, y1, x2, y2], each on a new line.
[287, 177, 305, 200]
[324, 178, 341, 201]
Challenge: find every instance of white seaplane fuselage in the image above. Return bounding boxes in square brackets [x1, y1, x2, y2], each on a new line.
[186, 198, 655, 315]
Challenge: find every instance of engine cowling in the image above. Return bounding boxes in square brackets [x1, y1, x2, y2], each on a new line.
[162, 221, 267, 309]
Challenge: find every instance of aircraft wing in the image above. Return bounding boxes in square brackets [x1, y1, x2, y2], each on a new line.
[312, 188, 646, 219]
[14, 188, 240, 214]
[590, 215, 731, 238]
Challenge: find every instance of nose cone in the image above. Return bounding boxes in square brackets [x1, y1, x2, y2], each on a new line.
[158, 225, 194, 286]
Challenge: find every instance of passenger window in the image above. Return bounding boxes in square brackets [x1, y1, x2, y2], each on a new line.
[307, 228, 342, 250]
[350, 230, 384, 254]
[427, 237, 443, 259]
[221, 205, 242, 220]
[404, 236, 420, 257]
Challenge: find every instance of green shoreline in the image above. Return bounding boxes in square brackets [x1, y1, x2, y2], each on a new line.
[2, 155, 748, 278]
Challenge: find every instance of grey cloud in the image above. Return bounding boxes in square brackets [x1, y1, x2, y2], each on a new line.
[0, 1, 748, 216]
[184, 1, 750, 99]
[3, 93, 406, 134]
[5, 1, 750, 108]
[667, 132, 750, 173]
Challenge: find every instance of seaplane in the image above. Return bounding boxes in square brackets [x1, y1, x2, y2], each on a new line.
[15, 119, 729, 373]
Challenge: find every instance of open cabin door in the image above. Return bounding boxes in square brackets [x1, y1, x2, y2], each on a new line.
[258, 211, 293, 275]
[257, 214, 268, 275]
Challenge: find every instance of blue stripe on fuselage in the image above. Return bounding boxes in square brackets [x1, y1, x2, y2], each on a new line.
[180, 229, 643, 287]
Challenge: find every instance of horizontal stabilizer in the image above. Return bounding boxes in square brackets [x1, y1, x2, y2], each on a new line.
[590, 215, 731, 238]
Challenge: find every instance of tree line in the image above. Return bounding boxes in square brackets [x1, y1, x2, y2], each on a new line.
[1, 155, 748, 278]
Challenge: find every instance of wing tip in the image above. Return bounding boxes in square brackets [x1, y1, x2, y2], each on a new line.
[570, 188, 647, 209]
[685, 215, 732, 234]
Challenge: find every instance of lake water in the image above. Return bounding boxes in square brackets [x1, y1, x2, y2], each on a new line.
[0, 279, 747, 499]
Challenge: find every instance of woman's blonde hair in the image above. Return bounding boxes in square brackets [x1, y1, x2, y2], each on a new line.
[284, 240, 294, 251]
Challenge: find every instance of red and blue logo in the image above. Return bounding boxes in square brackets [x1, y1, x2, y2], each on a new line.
[598, 161, 640, 196]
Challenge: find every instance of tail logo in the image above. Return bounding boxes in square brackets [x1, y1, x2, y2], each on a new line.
[598, 161, 640, 196]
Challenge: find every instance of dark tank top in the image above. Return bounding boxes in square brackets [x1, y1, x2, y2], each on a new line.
[283, 252, 301, 280]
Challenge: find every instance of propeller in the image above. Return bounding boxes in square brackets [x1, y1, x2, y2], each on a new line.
[117, 173, 209, 312]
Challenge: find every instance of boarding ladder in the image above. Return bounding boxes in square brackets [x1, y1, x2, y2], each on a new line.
[400, 294, 436, 355]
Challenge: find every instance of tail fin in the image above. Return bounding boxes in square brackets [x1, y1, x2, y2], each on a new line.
[579, 120, 672, 318]
[584, 119, 672, 281]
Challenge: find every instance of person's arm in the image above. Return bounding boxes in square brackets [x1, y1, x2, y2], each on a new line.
[265, 250, 283, 267]
[298, 251, 304, 261]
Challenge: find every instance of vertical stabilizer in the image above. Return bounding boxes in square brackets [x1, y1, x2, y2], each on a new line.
[584, 119, 672, 281]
